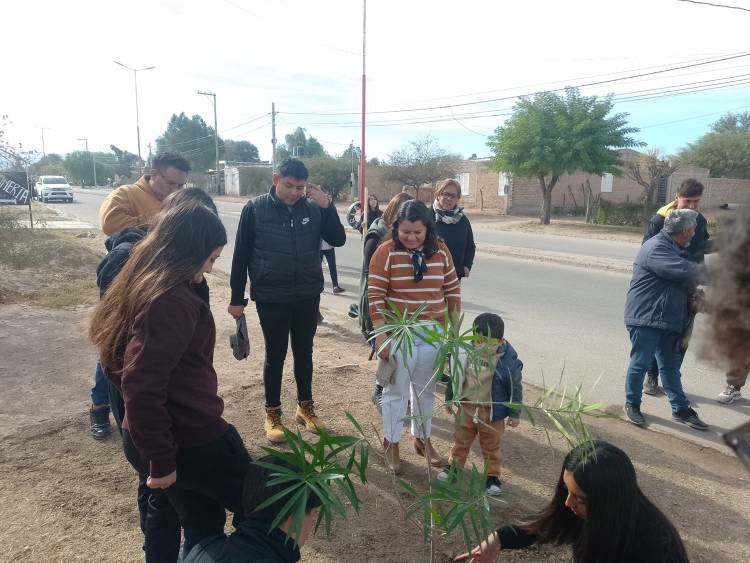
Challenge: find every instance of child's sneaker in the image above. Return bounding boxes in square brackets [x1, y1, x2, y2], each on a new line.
[436, 465, 452, 482]
[486, 476, 502, 496]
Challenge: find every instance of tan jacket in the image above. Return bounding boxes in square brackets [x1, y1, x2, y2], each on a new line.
[99, 176, 162, 235]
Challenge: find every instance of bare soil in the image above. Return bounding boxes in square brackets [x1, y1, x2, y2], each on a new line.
[0, 260, 748, 562]
[467, 213, 644, 244]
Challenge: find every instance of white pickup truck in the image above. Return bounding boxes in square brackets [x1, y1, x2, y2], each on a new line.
[36, 176, 74, 203]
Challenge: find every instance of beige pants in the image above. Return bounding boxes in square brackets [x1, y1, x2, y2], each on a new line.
[449, 404, 505, 477]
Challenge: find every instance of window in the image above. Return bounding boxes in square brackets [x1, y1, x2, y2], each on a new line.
[43, 177, 67, 184]
[600, 173, 613, 193]
[499, 172, 510, 195]
[456, 173, 470, 196]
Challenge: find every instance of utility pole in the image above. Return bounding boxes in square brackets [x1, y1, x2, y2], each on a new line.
[77, 137, 96, 186]
[114, 61, 155, 175]
[41, 128, 49, 157]
[198, 91, 220, 191]
[271, 102, 277, 171]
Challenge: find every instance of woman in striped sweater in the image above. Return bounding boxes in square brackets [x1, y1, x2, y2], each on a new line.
[368, 199, 461, 473]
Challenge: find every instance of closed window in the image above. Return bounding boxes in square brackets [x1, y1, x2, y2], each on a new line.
[601, 173, 613, 193]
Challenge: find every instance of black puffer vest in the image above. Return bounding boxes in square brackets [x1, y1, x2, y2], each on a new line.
[249, 188, 324, 303]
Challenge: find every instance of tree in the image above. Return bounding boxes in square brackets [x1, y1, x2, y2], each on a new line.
[627, 150, 678, 225]
[109, 145, 140, 179]
[223, 139, 260, 163]
[64, 151, 114, 186]
[678, 112, 750, 179]
[155, 113, 223, 172]
[385, 135, 461, 199]
[276, 127, 327, 161]
[32, 154, 66, 176]
[487, 88, 641, 224]
[304, 156, 352, 200]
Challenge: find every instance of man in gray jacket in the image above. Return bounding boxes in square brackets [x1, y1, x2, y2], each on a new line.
[623, 209, 708, 430]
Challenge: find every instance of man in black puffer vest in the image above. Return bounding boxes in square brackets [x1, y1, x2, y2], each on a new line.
[228, 159, 346, 443]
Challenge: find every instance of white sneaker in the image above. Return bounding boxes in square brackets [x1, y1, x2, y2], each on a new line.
[486, 476, 503, 496]
[717, 385, 742, 404]
[436, 465, 452, 482]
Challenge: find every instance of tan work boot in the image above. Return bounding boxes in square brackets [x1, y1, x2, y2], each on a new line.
[265, 405, 287, 444]
[414, 437, 447, 468]
[295, 400, 328, 433]
[383, 438, 402, 475]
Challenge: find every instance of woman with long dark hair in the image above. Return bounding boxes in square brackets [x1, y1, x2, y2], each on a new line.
[456, 441, 688, 563]
[90, 203, 252, 556]
[368, 199, 461, 473]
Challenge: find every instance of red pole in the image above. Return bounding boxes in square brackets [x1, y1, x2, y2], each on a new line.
[359, 0, 366, 227]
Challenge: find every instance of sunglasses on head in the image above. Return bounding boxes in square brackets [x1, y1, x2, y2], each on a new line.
[412, 250, 428, 282]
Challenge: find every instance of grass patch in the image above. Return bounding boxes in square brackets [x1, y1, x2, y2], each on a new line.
[0, 211, 103, 308]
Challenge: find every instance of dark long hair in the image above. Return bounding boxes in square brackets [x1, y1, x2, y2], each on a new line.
[522, 441, 688, 563]
[389, 199, 439, 257]
[89, 203, 227, 373]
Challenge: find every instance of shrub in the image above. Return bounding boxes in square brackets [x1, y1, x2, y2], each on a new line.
[592, 199, 644, 226]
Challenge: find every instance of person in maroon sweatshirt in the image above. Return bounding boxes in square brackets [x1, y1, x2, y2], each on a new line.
[90, 202, 252, 556]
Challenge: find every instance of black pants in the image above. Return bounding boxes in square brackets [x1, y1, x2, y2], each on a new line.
[320, 249, 339, 288]
[256, 297, 320, 407]
[123, 425, 252, 556]
[121, 430, 181, 563]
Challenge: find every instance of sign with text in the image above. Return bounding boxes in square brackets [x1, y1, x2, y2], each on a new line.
[0, 175, 30, 205]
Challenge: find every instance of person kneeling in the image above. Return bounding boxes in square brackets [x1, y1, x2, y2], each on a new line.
[183, 456, 322, 563]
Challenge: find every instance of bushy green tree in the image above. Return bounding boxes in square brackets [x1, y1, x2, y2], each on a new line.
[487, 88, 641, 224]
[156, 113, 222, 172]
[276, 127, 327, 161]
[304, 156, 352, 200]
[678, 112, 750, 179]
[223, 139, 260, 163]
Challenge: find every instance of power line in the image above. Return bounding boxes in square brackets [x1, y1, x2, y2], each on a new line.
[639, 105, 750, 129]
[676, 0, 750, 12]
[280, 50, 750, 117]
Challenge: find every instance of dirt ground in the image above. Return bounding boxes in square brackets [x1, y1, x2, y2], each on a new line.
[0, 234, 748, 562]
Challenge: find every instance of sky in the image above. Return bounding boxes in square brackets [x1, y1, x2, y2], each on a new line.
[3, 0, 750, 164]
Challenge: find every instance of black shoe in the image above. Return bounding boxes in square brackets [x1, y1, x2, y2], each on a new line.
[624, 403, 646, 427]
[672, 407, 708, 431]
[89, 406, 112, 440]
[643, 376, 663, 397]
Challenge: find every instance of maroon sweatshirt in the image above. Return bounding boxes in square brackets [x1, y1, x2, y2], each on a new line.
[120, 282, 228, 478]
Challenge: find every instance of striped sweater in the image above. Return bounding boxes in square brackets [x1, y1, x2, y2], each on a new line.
[368, 239, 461, 324]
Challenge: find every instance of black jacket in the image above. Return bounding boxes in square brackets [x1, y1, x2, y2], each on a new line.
[435, 216, 476, 278]
[96, 225, 210, 303]
[183, 519, 300, 563]
[96, 227, 147, 294]
[643, 206, 712, 263]
[230, 187, 346, 305]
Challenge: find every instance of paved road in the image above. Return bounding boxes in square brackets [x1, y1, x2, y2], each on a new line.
[50, 189, 747, 452]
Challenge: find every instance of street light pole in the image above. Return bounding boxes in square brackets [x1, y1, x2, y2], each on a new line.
[41, 128, 49, 157]
[114, 60, 155, 175]
[77, 137, 96, 186]
[198, 90, 220, 191]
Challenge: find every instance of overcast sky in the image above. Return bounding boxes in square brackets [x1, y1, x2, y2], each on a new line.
[3, 0, 750, 163]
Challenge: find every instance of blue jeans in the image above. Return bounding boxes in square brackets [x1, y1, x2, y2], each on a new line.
[625, 326, 690, 413]
[90, 361, 110, 406]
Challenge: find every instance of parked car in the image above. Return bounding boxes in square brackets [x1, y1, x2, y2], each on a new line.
[36, 176, 74, 203]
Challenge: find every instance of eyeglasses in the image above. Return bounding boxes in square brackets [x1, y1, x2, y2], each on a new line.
[439, 192, 459, 200]
[412, 251, 428, 282]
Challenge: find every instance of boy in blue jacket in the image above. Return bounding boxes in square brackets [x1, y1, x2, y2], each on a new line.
[438, 313, 523, 496]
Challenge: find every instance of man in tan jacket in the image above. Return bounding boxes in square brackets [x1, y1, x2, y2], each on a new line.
[99, 151, 190, 235]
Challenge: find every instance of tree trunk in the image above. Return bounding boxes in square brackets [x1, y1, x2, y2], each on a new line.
[539, 175, 556, 225]
[541, 189, 552, 225]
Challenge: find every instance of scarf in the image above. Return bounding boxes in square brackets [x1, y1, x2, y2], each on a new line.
[409, 248, 428, 282]
[433, 200, 465, 225]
